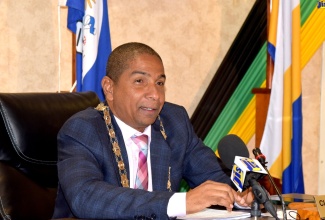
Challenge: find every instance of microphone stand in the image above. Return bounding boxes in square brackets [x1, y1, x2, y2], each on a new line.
[263, 166, 287, 220]
[250, 198, 261, 218]
[252, 148, 287, 220]
[248, 178, 279, 220]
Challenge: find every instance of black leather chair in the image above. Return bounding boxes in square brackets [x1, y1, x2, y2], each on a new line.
[0, 92, 100, 220]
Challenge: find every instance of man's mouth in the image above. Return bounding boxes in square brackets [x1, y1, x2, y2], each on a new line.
[141, 107, 155, 111]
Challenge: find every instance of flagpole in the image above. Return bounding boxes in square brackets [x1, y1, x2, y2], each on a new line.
[251, 0, 280, 196]
[251, 0, 272, 149]
[266, 0, 274, 89]
[72, 33, 76, 89]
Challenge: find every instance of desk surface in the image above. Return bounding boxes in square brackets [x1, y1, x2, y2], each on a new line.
[51, 206, 291, 220]
[52, 218, 277, 220]
[178, 209, 287, 219]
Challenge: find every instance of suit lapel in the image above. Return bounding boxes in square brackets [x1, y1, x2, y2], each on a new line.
[108, 110, 130, 186]
[150, 120, 172, 191]
[104, 107, 171, 191]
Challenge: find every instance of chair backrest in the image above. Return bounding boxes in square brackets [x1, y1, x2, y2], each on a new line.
[0, 92, 100, 220]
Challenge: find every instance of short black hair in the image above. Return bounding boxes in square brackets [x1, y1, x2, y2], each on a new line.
[106, 42, 163, 82]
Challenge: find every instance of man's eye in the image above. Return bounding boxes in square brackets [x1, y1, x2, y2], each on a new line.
[157, 81, 165, 86]
[135, 79, 143, 83]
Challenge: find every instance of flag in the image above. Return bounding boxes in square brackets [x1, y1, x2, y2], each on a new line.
[66, 0, 111, 101]
[260, 0, 304, 194]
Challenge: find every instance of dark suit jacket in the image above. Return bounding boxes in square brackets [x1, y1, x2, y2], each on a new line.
[52, 102, 232, 219]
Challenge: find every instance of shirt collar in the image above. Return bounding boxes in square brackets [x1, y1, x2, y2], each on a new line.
[114, 115, 151, 139]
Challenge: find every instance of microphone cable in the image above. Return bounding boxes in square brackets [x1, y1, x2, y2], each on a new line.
[253, 148, 287, 220]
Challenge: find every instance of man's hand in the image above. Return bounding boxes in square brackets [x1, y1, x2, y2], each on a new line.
[186, 180, 241, 214]
[236, 187, 254, 207]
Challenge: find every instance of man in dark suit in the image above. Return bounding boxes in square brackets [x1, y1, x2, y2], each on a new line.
[52, 42, 253, 219]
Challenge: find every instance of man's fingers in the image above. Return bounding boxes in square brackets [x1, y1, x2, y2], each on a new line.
[186, 181, 237, 214]
[236, 187, 254, 207]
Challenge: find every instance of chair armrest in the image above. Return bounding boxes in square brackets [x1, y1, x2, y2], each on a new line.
[0, 161, 57, 220]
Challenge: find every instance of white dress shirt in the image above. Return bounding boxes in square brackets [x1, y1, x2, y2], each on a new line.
[114, 116, 186, 217]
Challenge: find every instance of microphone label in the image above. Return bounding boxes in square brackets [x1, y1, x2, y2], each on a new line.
[239, 157, 264, 172]
[231, 165, 245, 191]
[230, 156, 267, 192]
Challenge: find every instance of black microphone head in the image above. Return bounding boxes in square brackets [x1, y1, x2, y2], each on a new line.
[218, 134, 249, 170]
[252, 148, 266, 166]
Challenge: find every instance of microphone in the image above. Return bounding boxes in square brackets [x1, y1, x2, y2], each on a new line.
[252, 148, 266, 166]
[218, 134, 250, 170]
[218, 134, 266, 192]
[230, 156, 267, 192]
[252, 148, 287, 220]
[218, 134, 279, 219]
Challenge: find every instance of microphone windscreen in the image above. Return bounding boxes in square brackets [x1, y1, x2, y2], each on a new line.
[218, 134, 249, 170]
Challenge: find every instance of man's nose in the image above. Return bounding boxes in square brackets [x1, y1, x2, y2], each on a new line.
[146, 84, 160, 100]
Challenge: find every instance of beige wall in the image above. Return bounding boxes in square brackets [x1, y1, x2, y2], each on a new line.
[319, 44, 325, 195]
[301, 47, 322, 195]
[0, 1, 72, 92]
[0, 0, 323, 195]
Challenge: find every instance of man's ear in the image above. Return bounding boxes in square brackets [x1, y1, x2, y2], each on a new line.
[102, 76, 114, 101]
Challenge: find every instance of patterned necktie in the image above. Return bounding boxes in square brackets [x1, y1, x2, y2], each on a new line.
[131, 134, 148, 190]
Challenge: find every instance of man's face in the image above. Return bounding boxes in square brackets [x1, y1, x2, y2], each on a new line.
[103, 53, 166, 132]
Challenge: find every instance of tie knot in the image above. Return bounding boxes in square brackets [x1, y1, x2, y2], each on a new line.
[131, 134, 148, 151]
